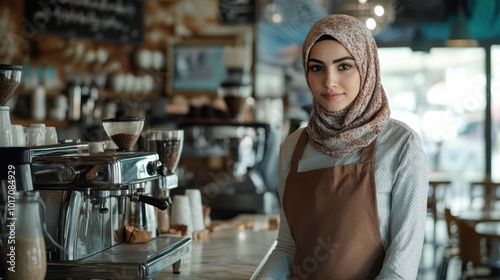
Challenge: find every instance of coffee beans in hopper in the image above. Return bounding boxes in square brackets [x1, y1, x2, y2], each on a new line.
[0, 74, 20, 105]
[111, 133, 139, 150]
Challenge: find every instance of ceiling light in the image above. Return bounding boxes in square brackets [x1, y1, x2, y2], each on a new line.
[374, 5, 385, 16]
[263, 0, 283, 24]
[272, 13, 282, 23]
[366, 18, 377, 30]
[333, 0, 395, 34]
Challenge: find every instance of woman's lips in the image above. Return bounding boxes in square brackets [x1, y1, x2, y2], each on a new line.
[321, 93, 343, 100]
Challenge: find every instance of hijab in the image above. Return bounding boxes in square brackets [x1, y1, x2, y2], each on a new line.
[303, 14, 391, 157]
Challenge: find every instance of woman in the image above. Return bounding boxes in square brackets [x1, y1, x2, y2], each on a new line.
[255, 14, 429, 279]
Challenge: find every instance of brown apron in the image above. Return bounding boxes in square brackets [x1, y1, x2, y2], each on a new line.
[283, 131, 385, 280]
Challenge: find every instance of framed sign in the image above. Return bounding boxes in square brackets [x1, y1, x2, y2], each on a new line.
[166, 36, 240, 97]
[219, 0, 256, 24]
[24, 0, 144, 44]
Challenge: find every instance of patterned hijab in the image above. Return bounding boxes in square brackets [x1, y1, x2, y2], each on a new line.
[303, 14, 390, 157]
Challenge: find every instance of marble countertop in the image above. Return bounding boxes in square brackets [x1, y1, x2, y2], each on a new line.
[154, 215, 278, 280]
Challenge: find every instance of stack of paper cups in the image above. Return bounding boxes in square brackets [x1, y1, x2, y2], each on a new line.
[185, 189, 205, 232]
[170, 195, 193, 237]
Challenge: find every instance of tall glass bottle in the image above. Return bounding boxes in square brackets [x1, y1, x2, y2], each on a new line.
[6, 191, 46, 280]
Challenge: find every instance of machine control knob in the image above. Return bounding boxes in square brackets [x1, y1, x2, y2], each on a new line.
[147, 160, 168, 176]
[58, 166, 78, 182]
[157, 163, 168, 177]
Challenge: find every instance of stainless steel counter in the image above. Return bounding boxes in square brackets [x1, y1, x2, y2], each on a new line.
[154, 215, 278, 280]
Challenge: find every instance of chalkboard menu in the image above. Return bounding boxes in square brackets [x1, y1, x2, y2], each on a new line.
[24, 0, 144, 45]
[219, 0, 255, 24]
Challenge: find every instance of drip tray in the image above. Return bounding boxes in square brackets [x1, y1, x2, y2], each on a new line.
[46, 236, 191, 279]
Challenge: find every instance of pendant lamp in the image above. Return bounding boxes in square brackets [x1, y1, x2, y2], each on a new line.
[446, 0, 478, 47]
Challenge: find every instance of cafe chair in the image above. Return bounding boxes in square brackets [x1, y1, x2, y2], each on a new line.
[428, 180, 452, 244]
[437, 208, 460, 280]
[456, 219, 497, 279]
[470, 180, 500, 211]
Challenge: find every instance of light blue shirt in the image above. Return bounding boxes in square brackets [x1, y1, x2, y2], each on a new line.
[256, 119, 430, 279]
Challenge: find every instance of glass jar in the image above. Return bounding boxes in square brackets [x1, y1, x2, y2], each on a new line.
[6, 191, 46, 280]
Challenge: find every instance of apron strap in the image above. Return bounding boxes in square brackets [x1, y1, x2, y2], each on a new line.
[289, 130, 308, 174]
[361, 138, 377, 165]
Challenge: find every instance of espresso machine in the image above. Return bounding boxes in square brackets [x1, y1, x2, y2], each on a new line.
[0, 68, 191, 279]
[178, 121, 279, 219]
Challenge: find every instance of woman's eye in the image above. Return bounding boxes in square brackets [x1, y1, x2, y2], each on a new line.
[338, 64, 352, 71]
[308, 65, 323, 72]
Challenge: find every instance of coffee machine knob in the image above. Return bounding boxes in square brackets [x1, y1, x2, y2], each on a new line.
[58, 166, 78, 182]
[147, 160, 168, 176]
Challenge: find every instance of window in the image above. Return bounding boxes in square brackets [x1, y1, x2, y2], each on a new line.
[379, 47, 486, 180]
[490, 45, 500, 181]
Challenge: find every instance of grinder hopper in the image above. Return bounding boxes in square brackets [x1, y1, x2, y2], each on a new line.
[0, 64, 22, 106]
[102, 117, 145, 151]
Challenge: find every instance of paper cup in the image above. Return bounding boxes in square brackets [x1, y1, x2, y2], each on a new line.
[185, 189, 205, 232]
[170, 195, 193, 237]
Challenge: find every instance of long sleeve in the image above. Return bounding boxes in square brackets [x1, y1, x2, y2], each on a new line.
[376, 128, 429, 279]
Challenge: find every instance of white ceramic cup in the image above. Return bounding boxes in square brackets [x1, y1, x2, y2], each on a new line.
[0, 106, 13, 147]
[89, 141, 107, 154]
[30, 123, 46, 141]
[27, 127, 44, 146]
[137, 49, 152, 69]
[11, 125, 26, 146]
[44, 126, 58, 145]
[112, 74, 126, 93]
[0, 129, 13, 147]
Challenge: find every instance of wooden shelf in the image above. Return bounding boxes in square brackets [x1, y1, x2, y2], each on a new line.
[15, 88, 163, 101]
[100, 90, 162, 101]
[11, 118, 69, 128]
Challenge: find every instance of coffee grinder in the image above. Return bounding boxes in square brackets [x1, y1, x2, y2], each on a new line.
[218, 46, 254, 122]
[0, 64, 22, 147]
[139, 128, 184, 234]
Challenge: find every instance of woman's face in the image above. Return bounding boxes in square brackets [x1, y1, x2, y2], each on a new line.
[307, 39, 361, 112]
